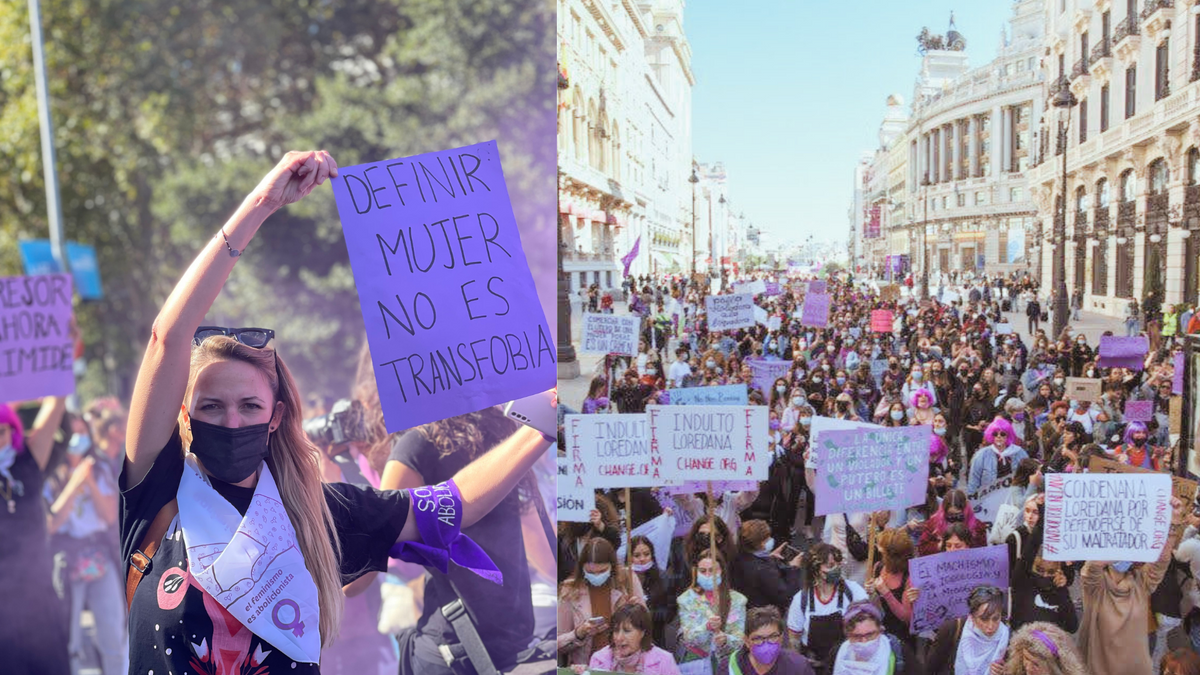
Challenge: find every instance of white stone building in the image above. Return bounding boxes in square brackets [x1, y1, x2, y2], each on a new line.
[901, 4, 1045, 284]
[557, 0, 695, 290]
[1027, 0, 1200, 317]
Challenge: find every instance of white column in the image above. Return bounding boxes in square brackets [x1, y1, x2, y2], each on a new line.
[989, 106, 1002, 177]
[969, 116, 980, 177]
[952, 120, 962, 181]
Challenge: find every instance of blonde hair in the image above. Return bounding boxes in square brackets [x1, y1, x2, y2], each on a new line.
[180, 336, 344, 645]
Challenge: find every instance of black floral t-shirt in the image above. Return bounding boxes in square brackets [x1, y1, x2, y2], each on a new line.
[119, 427, 410, 674]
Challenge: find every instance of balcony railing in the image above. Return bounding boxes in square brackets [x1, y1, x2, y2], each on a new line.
[1090, 38, 1112, 64]
[1114, 17, 1139, 43]
[1141, 0, 1173, 19]
[1072, 58, 1089, 79]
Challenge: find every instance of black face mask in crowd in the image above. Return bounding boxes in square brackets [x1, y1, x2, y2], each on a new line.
[189, 418, 272, 483]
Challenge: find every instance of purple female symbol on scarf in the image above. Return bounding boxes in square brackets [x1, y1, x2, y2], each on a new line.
[389, 479, 503, 584]
[272, 599, 305, 637]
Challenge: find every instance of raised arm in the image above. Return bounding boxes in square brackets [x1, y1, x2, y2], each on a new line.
[396, 423, 554, 542]
[25, 396, 66, 471]
[124, 151, 337, 485]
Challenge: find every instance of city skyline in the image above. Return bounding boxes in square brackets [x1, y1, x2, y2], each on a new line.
[687, 1, 1014, 248]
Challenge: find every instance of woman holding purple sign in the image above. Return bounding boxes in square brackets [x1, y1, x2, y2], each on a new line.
[120, 151, 555, 674]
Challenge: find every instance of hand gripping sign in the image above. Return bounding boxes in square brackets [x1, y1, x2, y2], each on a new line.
[389, 479, 502, 584]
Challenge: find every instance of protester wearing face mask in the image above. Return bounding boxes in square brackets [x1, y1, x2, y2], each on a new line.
[558, 538, 647, 666]
[1005, 494, 1077, 633]
[901, 367, 937, 408]
[1078, 496, 1185, 675]
[677, 551, 747, 674]
[1003, 397, 1036, 450]
[1111, 421, 1167, 470]
[582, 377, 611, 414]
[786, 543, 868, 668]
[731, 520, 803, 615]
[581, 603, 682, 675]
[881, 402, 908, 428]
[669, 348, 694, 388]
[780, 394, 808, 432]
[628, 535, 675, 647]
[770, 379, 791, 414]
[828, 601, 915, 675]
[731, 607, 816, 675]
[918, 490, 987, 556]
[921, 585, 1008, 675]
[968, 417, 1028, 493]
[612, 368, 657, 414]
[830, 393, 859, 421]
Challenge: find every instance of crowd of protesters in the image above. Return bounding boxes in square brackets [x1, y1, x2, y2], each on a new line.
[558, 267, 1200, 675]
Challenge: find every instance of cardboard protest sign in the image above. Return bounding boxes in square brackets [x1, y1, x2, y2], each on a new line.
[967, 475, 1015, 523]
[800, 292, 830, 328]
[813, 425, 931, 516]
[556, 457, 594, 522]
[808, 280, 827, 294]
[909, 546, 1009, 633]
[564, 413, 658, 488]
[1171, 396, 1183, 435]
[1174, 352, 1185, 395]
[749, 359, 791, 396]
[648, 405, 769, 481]
[1087, 456, 1198, 513]
[1064, 377, 1102, 403]
[995, 323, 1013, 335]
[706, 293, 756, 331]
[1042, 472, 1173, 562]
[1097, 335, 1149, 371]
[0, 273, 75, 400]
[331, 141, 553, 432]
[1124, 399, 1155, 423]
[580, 314, 639, 356]
[870, 310, 893, 333]
[668, 384, 749, 406]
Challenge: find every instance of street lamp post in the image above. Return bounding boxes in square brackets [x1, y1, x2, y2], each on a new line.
[690, 168, 700, 278]
[1051, 81, 1078, 338]
[557, 172, 580, 379]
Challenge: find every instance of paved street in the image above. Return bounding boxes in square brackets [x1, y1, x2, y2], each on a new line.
[557, 294, 1127, 410]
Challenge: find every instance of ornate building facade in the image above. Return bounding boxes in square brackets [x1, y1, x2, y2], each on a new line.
[557, 0, 695, 289]
[1027, 0, 1200, 316]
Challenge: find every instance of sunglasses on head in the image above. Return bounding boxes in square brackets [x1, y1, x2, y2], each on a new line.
[193, 326, 276, 348]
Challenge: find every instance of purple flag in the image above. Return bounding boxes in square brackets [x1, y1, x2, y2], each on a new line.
[621, 236, 641, 277]
[1097, 336, 1149, 370]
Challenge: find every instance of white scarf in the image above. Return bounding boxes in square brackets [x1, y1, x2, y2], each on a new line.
[953, 617, 1009, 675]
[0, 444, 16, 485]
[832, 636, 891, 675]
[177, 454, 321, 663]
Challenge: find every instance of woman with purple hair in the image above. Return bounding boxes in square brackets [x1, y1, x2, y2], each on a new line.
[906, 388, 936, 426]
[967, 416, 1028, 494]
[0, 396, 69, 675]
[1111, 421, 1167, 470]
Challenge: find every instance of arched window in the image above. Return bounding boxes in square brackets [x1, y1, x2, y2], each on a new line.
[1096, 178, 1110, 207]
[1188, 147, 1200, 185]
[1075, 185, 1089, 212]
[1120, 169, 1136, 202]
[1149, 158, 1169, 194]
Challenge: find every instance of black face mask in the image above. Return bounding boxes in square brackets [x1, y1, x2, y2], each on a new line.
[946, 513, 964, 523]
[189, 418, 272, 484]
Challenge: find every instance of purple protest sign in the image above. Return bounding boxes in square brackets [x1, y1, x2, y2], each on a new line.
[330, 141, 555, 432]
[800, 292, 830, 328]
[808, 280, 827, 294]
[661, 480, 759, 495]
[1097, 335, 1149, 370]
[749, 358, 791, 395]
[764, 281, 781, 296]
[0, 273, 75, 400]
[1124, 399, 1155, 422]
[909, 545, 1009, 633]
[1174, 352, 1184, 395]
[813, 425, 931, 516]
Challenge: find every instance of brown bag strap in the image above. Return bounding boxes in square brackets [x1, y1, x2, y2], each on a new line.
[125, 499, 179, 611]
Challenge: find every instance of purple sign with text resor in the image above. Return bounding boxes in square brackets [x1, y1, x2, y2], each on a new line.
[909, 545, 1009, 633]
[814, 425, 931, 516]
[1097, 335, 1149, 371]
[749, 358, 791, 396]
[800, 292, 830, 328]
[1124, 399, 1155, 422]
[330, 141, 554, 432]
[0, 273, 75, 400]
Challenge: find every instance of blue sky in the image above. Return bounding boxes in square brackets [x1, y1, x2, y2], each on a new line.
[686, 1, 1017, 248]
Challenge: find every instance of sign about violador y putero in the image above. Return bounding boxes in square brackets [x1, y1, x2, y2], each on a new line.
[331, 141, 555, 432]
[814, 425, 931, 516]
